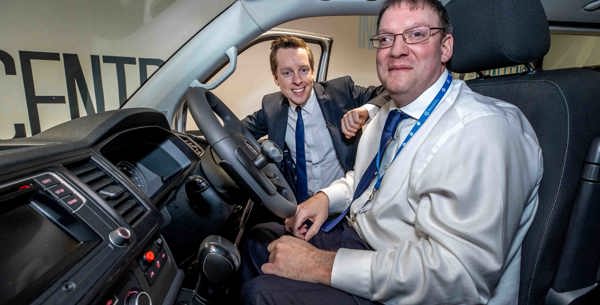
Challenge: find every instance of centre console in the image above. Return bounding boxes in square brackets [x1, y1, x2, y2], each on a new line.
[0, 170, 182, 305]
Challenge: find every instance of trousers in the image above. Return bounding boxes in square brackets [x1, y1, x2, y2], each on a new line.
[239, 221, 381, 305]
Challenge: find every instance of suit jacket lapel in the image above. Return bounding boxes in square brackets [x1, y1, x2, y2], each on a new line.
[314, 82, 339, 126]
[270, 95, 289, 150]
[313, 82, 354, 171]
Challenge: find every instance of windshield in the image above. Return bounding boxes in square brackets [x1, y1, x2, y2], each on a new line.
[0, 0, 234, 138]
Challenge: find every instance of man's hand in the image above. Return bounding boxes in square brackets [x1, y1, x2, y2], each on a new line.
[261, 235, 336, 285]
[285, 192, 329, 241]
[341, 107, 369, 139]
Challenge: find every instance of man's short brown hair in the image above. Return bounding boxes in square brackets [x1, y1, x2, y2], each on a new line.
[376, 0, 451, 34]
[269, 35, 315, 76]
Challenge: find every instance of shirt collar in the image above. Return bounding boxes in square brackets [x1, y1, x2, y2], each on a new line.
[392, 69, 449, 120]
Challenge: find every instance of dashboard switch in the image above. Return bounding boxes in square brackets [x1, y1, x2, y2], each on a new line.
[126, 291, 152, 305]
[143, 250, 155, 263]
[145, 267, 158, 285]
[36, 175, 59, 187]
[105, 295, 118, 305]
[109, 227, 131, 247]
[50, 185, 72, 198]
[61, 195, 83, 210]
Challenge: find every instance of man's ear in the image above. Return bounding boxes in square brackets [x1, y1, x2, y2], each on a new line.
[440, 33, 454, 64]
[273, 74, 279, 87]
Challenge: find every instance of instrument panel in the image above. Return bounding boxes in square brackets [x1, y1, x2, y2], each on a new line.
[100, 127, 199, 201]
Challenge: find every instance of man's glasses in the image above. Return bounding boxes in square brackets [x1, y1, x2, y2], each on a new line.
[370, 26, 445, 49]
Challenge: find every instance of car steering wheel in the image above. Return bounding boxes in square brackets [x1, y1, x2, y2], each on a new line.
[185, 87, 297, 218]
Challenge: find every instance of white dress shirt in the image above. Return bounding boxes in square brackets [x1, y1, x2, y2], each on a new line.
[285, 89, 345, 196]
[321, 70, 543, 305]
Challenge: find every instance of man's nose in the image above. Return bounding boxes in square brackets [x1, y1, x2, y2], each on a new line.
[390, 36, 409, 56]
[292, 72, 302, 83]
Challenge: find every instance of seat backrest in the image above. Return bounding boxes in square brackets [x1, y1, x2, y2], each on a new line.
[446, 1, 600, 304]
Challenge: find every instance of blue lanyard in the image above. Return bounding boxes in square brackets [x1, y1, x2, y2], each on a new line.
[372, 73, 452, 194]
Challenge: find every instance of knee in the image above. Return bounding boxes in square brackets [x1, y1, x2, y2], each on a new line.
[239, 223, 285, 283]
[241, 222, 284, 253]
[240, 275, 278, 305]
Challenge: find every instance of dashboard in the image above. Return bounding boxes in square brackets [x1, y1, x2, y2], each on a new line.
[0, 108, 218, 305]
[100, 126, 199, 201]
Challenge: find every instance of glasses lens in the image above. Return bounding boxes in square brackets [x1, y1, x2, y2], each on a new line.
[370, 38, 380, 48]
[371, 34, 394, 49]
[404, 27, 430, 44]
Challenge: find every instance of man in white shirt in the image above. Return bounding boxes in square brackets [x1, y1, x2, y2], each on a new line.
[241, 1, 543, 304]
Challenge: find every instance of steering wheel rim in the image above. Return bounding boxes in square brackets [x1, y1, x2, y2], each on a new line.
[185, 87, 297, 218]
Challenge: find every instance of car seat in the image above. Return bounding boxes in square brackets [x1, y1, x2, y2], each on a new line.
[446, 0, 600, 304]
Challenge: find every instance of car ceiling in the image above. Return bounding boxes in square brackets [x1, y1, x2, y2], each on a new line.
[542, 0, 600, 25]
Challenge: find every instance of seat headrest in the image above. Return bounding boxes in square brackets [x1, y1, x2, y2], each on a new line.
[446, 0, 551, 73]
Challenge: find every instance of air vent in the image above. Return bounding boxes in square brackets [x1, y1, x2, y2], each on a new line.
[65, 158, 146, 226]
[176, 134, 205, 157]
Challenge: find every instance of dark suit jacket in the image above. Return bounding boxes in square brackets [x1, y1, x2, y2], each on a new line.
[242, 76, 385, 190]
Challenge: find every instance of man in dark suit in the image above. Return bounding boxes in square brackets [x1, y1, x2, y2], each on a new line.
[242, 35, 384, 203]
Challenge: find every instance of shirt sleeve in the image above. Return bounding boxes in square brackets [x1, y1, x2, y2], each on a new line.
[330, 114, 542, 304]
[359, 104, 379, 123]
[320, 170, 355, 214]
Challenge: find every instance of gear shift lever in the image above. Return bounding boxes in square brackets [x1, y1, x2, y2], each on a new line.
[194, 235, 241, 299]
[198, 235, 241, 283]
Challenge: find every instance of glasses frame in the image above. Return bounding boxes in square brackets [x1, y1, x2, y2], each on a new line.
[370, 26, 446, 49]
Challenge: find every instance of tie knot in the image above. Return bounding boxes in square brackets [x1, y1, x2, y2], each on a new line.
[295, 106, 302, 114]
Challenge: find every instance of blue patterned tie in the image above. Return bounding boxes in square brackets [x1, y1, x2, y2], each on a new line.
[321, 110, 408, 232]
[295, 106, 309, 202]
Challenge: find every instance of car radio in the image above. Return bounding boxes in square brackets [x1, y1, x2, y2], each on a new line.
[0, 170, 180, 305]
[0, 174, 101, 305]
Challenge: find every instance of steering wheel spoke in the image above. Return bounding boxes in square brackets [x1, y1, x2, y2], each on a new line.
[185, 87, 297, 218]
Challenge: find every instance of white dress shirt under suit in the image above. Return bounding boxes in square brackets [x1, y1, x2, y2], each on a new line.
[321, 70, 543, 305]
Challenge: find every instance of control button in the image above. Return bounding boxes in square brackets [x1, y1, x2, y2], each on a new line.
[18, 183, 33, 191]
[126, 291, 152, 305]
[265, 170, 276, 179]
[108, 227, 131, 247]
[154, 238, 163, 249]
[61, 281, 77, 292]
[143, 251, 155, 263]
[61, 195, 83, 210]
[105, 295, 118, 305]
[36, 175, 59, 187]
[50, 185, 72, 198]
[145, 267, 157, 285]
[154, 259, 161, 270]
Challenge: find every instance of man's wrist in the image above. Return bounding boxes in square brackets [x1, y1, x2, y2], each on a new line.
[314, 249, 336, 285]
[320, 182, 349, 214]
[314, 191, 330, 205]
